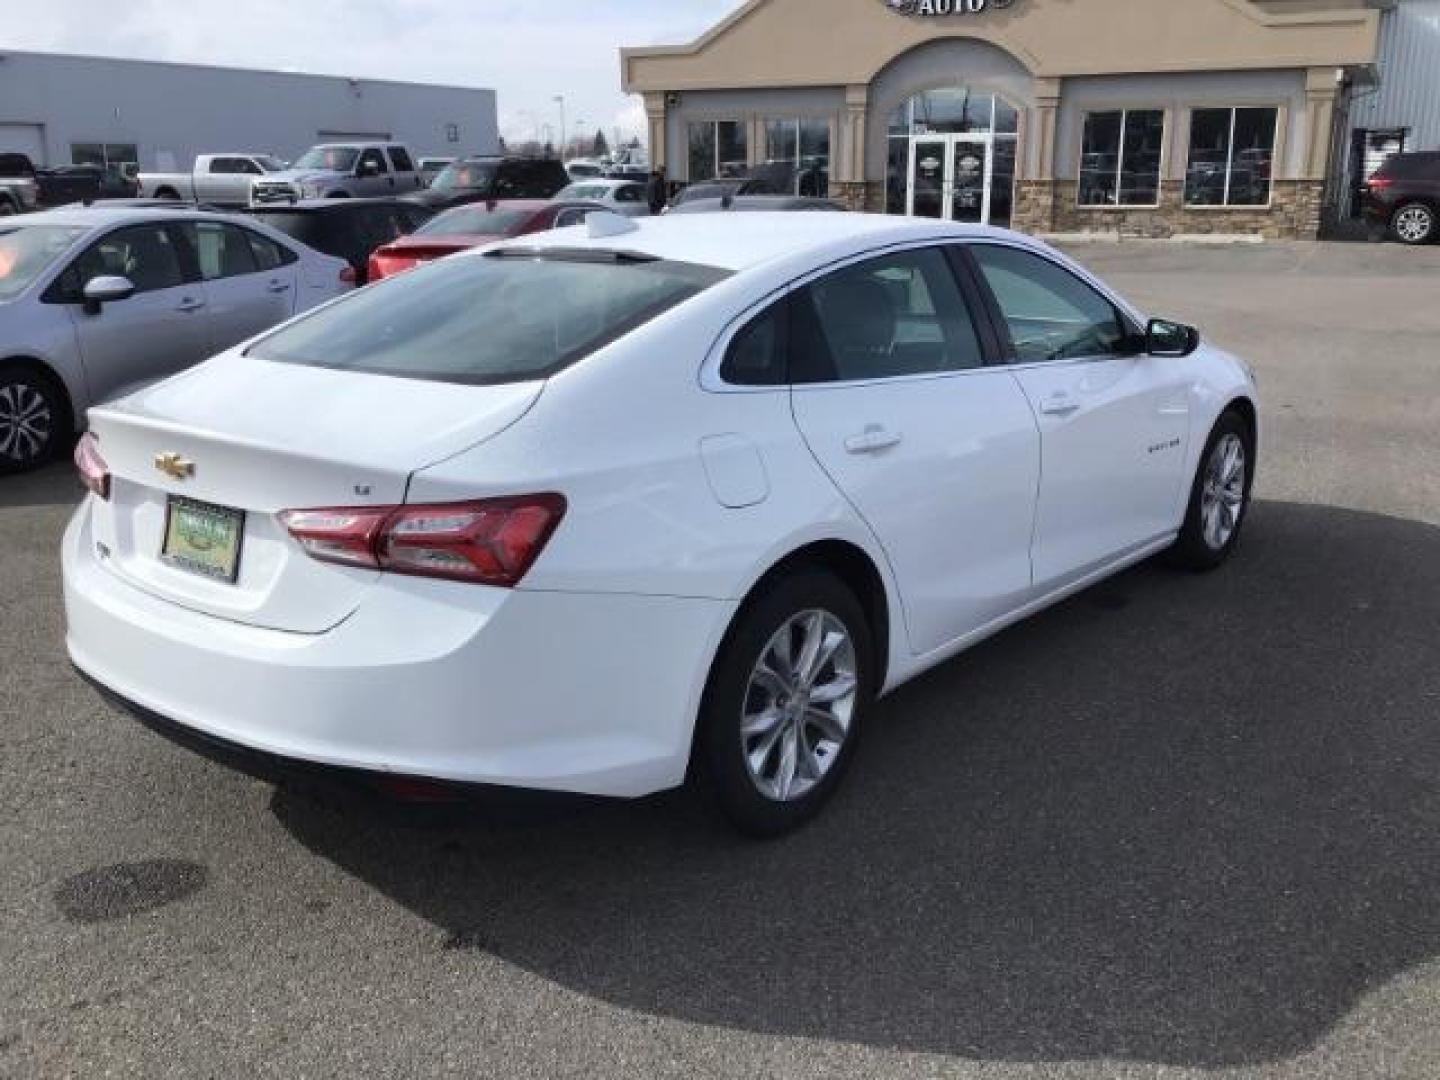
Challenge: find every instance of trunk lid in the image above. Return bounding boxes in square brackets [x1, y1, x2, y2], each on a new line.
[85, 355, 542, 633]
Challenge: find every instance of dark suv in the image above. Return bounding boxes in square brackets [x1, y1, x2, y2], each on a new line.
[1361, 152, 1440, 245]
[406, 156, 570, 211]
[246, 198, 435, 285]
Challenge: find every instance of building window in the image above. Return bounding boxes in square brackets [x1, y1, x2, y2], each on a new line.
[761, 119, 830, 195]
[1184, 107, 1278, 207]
[687, 121, 747, 182]
[1077, 110, 1164, 207]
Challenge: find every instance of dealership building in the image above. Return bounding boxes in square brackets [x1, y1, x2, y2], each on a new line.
[0, 49, 498, 179]
[623, 0, 1439, 239]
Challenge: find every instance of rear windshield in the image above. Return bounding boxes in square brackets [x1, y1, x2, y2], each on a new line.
[250, 212, 327, 250]
[0, 224, 88, 302]
[249, 251, 729, 385]
[417, 206, 531, 237]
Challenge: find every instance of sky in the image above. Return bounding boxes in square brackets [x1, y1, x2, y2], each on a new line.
[6, 0, 748, 149]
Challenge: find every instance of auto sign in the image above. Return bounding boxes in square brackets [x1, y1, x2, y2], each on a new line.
[882, 0, 1017, 14]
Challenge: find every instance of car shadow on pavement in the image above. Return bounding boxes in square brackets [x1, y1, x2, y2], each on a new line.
[0, 463, 83, 509]
[272, 500, 1440, 1069]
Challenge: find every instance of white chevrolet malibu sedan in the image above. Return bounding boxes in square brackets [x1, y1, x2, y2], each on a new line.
[63, 211, 1258, 834]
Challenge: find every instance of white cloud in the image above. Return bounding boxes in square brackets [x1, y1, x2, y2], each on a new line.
[7, 0, 743, 144]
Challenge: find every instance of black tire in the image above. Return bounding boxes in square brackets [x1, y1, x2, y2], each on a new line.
[154, 188, 181, 201]
[1167, 408, 1255, 572]
[697, 570, 875, 837]
[326, 191, 351, 199]
[1390, 202, 1436, 246]
[0, 198, 16, 217]
[0, 365, 69, 474]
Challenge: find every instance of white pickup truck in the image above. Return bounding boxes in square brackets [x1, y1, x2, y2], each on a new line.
[138, 154, 288, 206]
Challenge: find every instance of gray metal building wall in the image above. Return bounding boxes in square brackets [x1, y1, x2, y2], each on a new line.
[1351, 0, 1440, 150]
[0, 49, 498, 169]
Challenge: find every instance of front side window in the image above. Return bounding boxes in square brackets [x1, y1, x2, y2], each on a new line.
[791, 247, 986, 384]
[388, 147, 416, 173]
[970, 244, 1130, 364]
[1078, 110, 1165, 207]
[61, 224, 185, 298]
[249, 252, 729, 386]
[687, 121, 747, 182]
[1185, 107, 1277, 207]
[294, 147, 360, 172]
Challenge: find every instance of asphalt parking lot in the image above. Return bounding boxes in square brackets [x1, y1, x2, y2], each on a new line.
[3, 239, 1439, 1079]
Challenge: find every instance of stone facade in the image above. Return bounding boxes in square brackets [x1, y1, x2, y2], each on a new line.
[1016, 179, 1325, 240]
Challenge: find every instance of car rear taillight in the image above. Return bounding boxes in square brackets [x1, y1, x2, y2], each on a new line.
[278, 495, 566, 587]
[339, 265, 359, 286]
[1366, 176, 1393, 191]
[74, 432, 110, 500]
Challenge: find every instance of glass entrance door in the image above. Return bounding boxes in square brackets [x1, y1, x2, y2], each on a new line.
[949, 141, 988, 224]
[908, 139, 948, 219]
[907, 135, 1000, 225]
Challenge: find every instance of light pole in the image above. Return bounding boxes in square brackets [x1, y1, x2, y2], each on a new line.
[553, 95, 566, 160]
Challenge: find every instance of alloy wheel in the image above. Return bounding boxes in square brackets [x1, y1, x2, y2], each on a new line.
[1200, 432, 1246, 551]
[1394, 206, 1433, 244]
[0, 381, 55, 464]
[740, 609, 858, 802]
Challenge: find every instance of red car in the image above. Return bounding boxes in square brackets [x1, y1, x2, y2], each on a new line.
[367, 199, 606, 281]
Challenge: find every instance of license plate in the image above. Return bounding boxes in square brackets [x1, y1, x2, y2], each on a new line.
[161, 496, 245, 583]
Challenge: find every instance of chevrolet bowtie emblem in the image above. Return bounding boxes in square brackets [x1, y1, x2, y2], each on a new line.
[154, 452, 195, 480]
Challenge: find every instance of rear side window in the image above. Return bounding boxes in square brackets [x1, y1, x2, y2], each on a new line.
[791, 247, 986, 383]
[388, 147, 416, 173]
[249, 253, 729, 385]
[721, 301, 787, 386]
[189, 222, 259, 280]
[245, 228, 296, 270]
[252, 213, 326, 253]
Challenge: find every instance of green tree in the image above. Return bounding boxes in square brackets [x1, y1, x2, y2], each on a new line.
[592, 129, 610, 158]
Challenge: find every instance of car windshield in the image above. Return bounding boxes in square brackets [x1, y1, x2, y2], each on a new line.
[294, 147, 359, 172]
[431, 162, 498, 191]
[416, 206, 532, 237]
[0, 224, 89, 302]
[254, 156, 286, 172]
[249, 251, 730, 385]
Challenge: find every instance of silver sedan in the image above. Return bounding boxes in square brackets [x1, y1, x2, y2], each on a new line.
[0, 206, 351, 472]
[552, 179, 653, 218]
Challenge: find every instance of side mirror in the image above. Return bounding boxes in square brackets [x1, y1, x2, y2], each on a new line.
[81, 275, 136, 315]
[1145, 317, 1200, 358]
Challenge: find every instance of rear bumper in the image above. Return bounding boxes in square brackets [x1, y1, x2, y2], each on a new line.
[64, 500, 735, 797]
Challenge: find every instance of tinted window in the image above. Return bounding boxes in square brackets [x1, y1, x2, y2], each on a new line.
[249, 212, 327, 254]
[388, 147, 416, 173]
[0, 154, 36, 178]
[190, 222, 259, 280]
[64, 224, 185, 296]
[614, 184, 643, 203]
[552, 207, 591, 228]
[721, 301, 787, 386]
[970, 244, 1129, 363]
[249, 253, 729, 385]
[417, 205, 532, 236]
[244, 228, 294, 271]
[791, 247, 985, 383]
[358, 148, 389, 175]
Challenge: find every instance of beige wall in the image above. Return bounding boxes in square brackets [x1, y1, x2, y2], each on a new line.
[623, 0, 1380, 92]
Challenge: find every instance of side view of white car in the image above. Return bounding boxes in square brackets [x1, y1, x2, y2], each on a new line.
[63, 212, 1258, 835]
[0, 207, 352, 471]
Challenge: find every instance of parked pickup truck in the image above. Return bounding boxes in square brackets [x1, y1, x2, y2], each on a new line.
[138, 153, 287, 205]
[250, 143, 425, 205]
[0, 154, 42, 215]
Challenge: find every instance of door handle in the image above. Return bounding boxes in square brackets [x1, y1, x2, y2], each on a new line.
[175, 297, 206, 313]
[845, 425, 903, 454]
[1039, 392, 1079, 417]
[267, 280, 291, 293]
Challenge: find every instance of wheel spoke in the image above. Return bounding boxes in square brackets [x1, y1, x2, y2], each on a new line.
[742, 707, 783, 740]
[774, 727, 799, 801]
[808, 672, 857, 706]
[792, 612, 825, 687]
[746, 718, 787, 777]
[805, 704, 848, 744]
